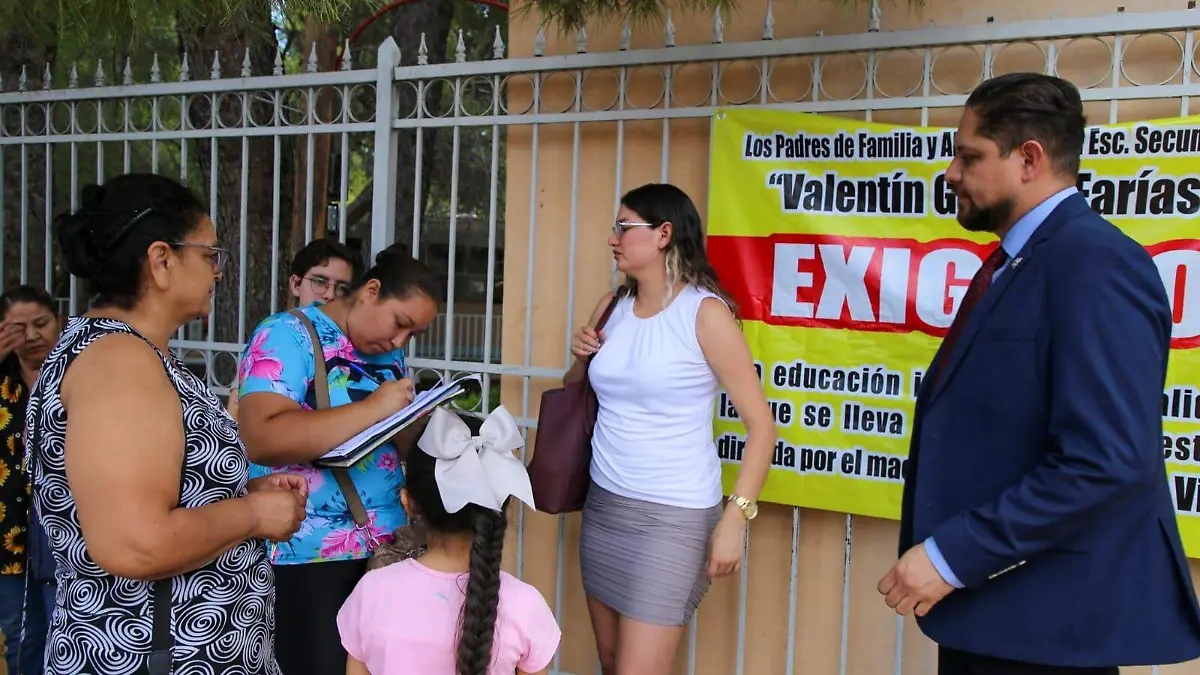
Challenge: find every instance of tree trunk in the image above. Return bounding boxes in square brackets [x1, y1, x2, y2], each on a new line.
[179, 11, 291, 385]
[390, 0, 455, 251]
[289, 16, 341, 253]
[0, 31, 52, 294]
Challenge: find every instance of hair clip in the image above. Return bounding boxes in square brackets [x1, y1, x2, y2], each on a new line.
[104, 208, 153, 253]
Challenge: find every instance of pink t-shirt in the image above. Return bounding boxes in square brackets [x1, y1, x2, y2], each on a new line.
[337, 559, 562, 675]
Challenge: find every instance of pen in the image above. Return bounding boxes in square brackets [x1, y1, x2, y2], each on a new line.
[346, 362, 383, 385]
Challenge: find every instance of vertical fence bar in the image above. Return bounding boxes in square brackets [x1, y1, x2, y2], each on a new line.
[20, 108, 28, 282]
[370, 38, 402, 260]
[177, 93, 188, 342]
[517, 71, 544, 582]
[1182, 29, 1194, 117]
[553, 66, 585, 675]
[480, 69, 502, 413]
[69, 132, 80, 314]
[339, 76, 351, 244]
[610, 66, 626, 289]
[44, 139, 53, 292]
[786, 507, 799, 675]
[207, 123, 218, 345]
[270, 91, 282, 316]
[443, 75, 464, 379]
[304, 84, 316, 245]
[839, 515, 852, 675]
[735, 523, 750, 675]
[237, 107, 250, 345]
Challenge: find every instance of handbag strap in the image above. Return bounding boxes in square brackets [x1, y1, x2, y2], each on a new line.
[586, 293, 621, 364]
[288, 309, 370, 530]
[146, 578, 173, 674]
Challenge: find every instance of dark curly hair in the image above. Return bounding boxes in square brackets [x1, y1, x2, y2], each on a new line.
[404, 414, 507, 675]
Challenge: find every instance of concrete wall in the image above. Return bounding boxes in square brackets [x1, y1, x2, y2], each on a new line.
[498, 2, 1200, 673]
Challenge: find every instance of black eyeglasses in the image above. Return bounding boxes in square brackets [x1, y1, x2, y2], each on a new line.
[172, 243, 230, 272]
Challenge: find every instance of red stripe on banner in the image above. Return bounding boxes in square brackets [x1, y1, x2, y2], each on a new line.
[709, 234, 1200, 349]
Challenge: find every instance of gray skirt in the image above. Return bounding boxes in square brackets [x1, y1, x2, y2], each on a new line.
[580, 481, 723, 626]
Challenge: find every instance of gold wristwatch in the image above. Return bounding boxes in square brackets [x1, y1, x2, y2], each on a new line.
[728, 494, 758, 520]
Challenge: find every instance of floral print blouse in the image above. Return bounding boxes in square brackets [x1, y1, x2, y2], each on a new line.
[0, 356, 30, 575]
[239, 304, 408, 566]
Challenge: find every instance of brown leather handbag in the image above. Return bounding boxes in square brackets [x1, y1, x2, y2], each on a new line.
[527, 293, 621, 514]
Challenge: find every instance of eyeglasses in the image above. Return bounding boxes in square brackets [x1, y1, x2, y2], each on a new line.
[303, 275, 353, 298]
[613, 219, 658, 236]
[172, 243, 230, 272]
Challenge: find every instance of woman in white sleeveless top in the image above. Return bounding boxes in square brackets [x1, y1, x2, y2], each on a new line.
[568, 183, 776, 674]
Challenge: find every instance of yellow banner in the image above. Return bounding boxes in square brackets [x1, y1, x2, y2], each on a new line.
[706, 108, 1200, 553]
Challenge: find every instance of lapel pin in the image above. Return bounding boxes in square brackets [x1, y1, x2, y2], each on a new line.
[1010, 257, 1023, 270]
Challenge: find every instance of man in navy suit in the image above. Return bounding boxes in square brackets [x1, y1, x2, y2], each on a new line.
[877, 72, 1200, 674]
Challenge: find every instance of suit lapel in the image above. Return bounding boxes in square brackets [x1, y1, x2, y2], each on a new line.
[922, 193, 1088, 409]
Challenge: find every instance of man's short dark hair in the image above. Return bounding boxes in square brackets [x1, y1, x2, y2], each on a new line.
[289, 238, 360, 279]
[964, 72, 1087, 178]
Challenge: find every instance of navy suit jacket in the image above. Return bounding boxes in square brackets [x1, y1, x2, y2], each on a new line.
[900, 192, 1200, 666]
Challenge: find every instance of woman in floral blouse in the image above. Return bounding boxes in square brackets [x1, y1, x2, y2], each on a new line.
[0, 286, 62, 675]
[236, 250, 439, 674]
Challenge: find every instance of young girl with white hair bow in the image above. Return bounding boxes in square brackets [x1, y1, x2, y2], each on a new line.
[337, 405, 561, 675]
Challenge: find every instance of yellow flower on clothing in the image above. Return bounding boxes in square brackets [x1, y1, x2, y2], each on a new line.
[0, 378, 18, 404]
[4, 525, 23, 555]
[0, 562, 21, 575]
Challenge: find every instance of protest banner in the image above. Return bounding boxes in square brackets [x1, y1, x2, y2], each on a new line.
[706, 108, 1200, 554]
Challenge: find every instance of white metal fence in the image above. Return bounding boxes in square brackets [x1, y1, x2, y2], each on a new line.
[5, 4, 1200, 673]
[409, 312, 503, 361]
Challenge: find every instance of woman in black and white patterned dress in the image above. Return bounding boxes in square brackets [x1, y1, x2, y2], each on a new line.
[24, 173, 307, 674]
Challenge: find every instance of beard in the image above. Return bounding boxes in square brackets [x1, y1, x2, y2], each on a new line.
[957, 194, 1015, 234]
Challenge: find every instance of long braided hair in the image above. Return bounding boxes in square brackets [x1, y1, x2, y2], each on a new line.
[404, 414, 507, 675]
[617, 182, 739, 318]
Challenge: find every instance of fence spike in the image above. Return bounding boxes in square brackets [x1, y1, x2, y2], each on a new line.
[69, 63, 78, 88]
[43, 62, 52, 90]
[534, 24, 545, 57]
[492, 25, 505, 59]
[576, 26, 588, 54]
[713, 7, 724, 44]
[763, 0, 776, 40]
[211, 51, 221, 79]
[620, 15, 632, 51]
[868, 0, 882, 32]
[342, 39, 353, 70]
[307, 41, 318, 73]
[455, 28, 466, 63]
[124, 57, 133, 85]
[150, 54, 162, 83]
[242, 48, 252, 77]
[18, 65, 27, 92]
[418, 33, 430, 65]
[181, 51, 190, 82]
[94, 60, 104, 87]
[273, 49, 283, 76]
[665, 9, 676, 47]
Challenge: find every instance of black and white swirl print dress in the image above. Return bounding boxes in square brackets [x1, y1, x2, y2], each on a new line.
[23, 317, 281, 675]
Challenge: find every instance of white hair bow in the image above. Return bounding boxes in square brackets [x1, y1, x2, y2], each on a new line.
[417, 405, 534, 514]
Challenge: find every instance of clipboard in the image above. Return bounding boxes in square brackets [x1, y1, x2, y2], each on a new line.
[314, 373, 483, 469]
